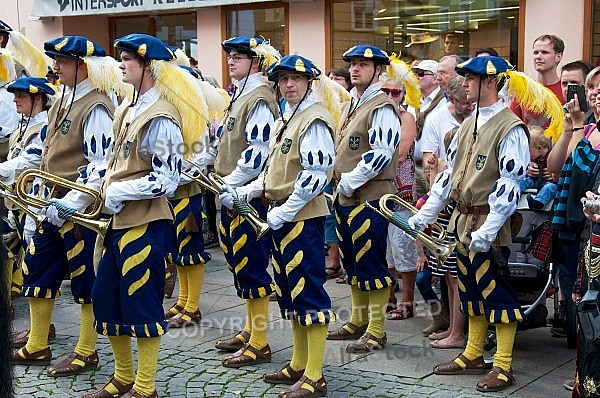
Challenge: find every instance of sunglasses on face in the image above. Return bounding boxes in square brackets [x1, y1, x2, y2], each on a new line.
[415, 71, 434, 77]
[381, 88, 403, 98]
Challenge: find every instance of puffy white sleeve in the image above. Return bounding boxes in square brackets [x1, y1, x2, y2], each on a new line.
[222, 99, 274, 188]
[340, 104, 401, 190]
[105, 116, 183, 203]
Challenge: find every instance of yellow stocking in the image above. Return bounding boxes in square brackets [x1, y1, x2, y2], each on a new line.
[462, 315, 488, 361]
[348, 285, 369, 329]
[304, 324, 328, 382]
[365, 288, 389, 339]
[134, 337, 161, 396]
[74, 303, 98, 358]
[494, 321, 517, 372]
[21, 298, 54, 354]
[243, 301, 252, 336]
[174, 266, 189, 311]
[289, 320, 308, 372]
[107, 335, 135, 394]
[244, 296, 269, 359]
[183, 264, 204, 315]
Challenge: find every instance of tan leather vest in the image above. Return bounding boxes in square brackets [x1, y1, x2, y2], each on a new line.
[214, 85, 278, 177]
[264, 103, 335, 221]
[334, 93, 400, 206]
[41, 90, 115, 182]
[102, 98, 181, 230]
[449, 108, 527, 246]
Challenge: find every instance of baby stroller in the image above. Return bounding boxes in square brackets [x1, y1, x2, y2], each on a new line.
[484, 189, 557, 352]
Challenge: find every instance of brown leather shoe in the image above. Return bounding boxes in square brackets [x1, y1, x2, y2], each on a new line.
[326, 322, 367, 341]
[11, 346, 52, 365]
[215, 330, 250, 352]
[12, 323, 56, 348]
[263, 365, 304, 385]
[47, 351, 99, 377]
[164, 261, 176, 299]
[277, 375, 327, 398]
[122, 388, 158, 398]
[433, 353, 487, 375]
[222, 343, 271, 368]
[345, 332, 387, 353]
[476, 366, 515, 392]
[81, 375, 134, 398]
[167, 309, 201, 328]
[164, 304, 184, 319]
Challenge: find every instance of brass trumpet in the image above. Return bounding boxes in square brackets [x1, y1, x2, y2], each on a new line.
[0, 179, 45, 227]
[365, 194, 456, 266]
[14, 169, 111, 238]
[181, 160, 269, 240]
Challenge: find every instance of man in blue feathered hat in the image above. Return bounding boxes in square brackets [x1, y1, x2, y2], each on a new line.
[408, 55, 536, 392]
[10, 35, 118, 380]
[212, 36, 280, 368]
[326, 45, 401, 354]
[83, 33, 209, 398]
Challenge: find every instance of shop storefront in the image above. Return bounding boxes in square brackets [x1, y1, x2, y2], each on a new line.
[5, 0, 591, 87]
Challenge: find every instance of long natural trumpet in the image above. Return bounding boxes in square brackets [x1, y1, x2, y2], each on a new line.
[365, 194, 456, 266]
[14, 169, 111, 238]
[182, 160, 269, 240]
[0, 179, 45, 227]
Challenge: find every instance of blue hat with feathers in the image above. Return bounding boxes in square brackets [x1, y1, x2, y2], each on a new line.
[0, 19, 12, 32]
[222, 36, 264, 56]
[342, 45, 390, 65]
[7, 77, 56, 96]
[44, 36, 105, 59]
[266, 54, 321, 82]
[455, 56, 513, 76]
[114, 34, 175, 61]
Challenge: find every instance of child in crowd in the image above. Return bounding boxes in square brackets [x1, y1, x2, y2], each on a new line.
[520, 125, 558, 209]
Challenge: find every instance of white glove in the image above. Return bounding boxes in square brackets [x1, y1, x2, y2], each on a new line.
[0, 163, 11, 179]
[407, 213, 428, 231]
[42, 197, 78, 227]
[23, 228, 34, 246]
[267, 206, 289, 230]
[6, 211, 17, 230]
[219, 189, 236, 210]
[469, 229, 493, 252]
[104, 185, 125, 215]
[337, 173, 354, 197]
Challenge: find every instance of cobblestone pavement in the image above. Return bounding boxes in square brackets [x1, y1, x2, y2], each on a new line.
[11, 245, 575, 397]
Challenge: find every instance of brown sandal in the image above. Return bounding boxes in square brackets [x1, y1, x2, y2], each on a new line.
[122, 388, 158, 398]
[167, 309, 201, 328]
[215, 330, 250, 352]
[326, 322, 367, 340]
[476, 366, 515, 392]
[264, 365, 304, 385]
[325, 266, 342, 279]
[164, 304, 184, 319]
[433, 353, 486, 375]
[47, 351, 99, 377]
[81, 375, 134, 398]
[11, 323, 56, 348]
[10, 346, 52, 365]
[386, 303, 414, 320]
[345, 332, 387, 353]
[222, 343, 271, 368]
[277, 375, 327, 398]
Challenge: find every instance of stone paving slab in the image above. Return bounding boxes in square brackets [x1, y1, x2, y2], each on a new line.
[11, 245, 574, 397]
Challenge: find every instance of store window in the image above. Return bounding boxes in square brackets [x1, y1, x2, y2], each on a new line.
[111, 13, 197, 58]
[331, 0, 520, 65]
[225, 4, 287, 56]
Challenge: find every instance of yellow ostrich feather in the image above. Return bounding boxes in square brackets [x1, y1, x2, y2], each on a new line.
[173, 48, 190, 67]
[503, 70, 564, 142]
[196, 80, 230, 122]
[84, 56, 132, 100]
[0, 50, 16, 84]
[152, 60, 210, 157]
[7, 31, 46, 78]
[253, 40, 281, 73]
[386, 53, 421, 109]
[312, 74, 347, 131]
